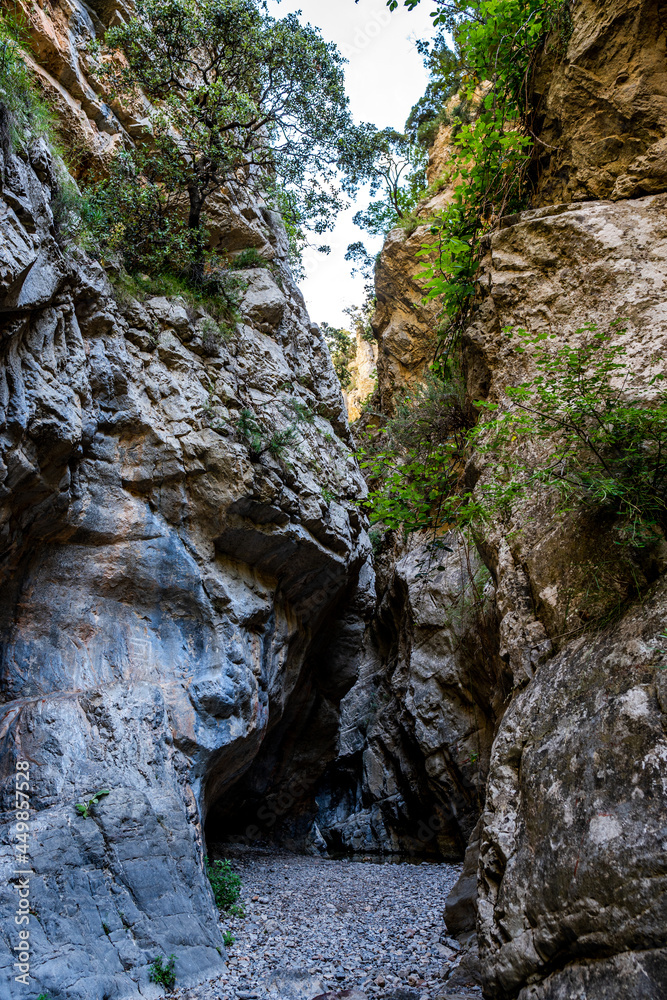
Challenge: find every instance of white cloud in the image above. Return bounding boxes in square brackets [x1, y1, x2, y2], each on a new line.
[267, 0, 435, 326]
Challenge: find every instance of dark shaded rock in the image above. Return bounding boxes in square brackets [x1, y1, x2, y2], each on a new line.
[445, 819, 481, 937]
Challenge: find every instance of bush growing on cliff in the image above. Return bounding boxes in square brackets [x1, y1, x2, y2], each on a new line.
[338, 127, 428, 241]
[386, 0, 572, 369]
[359, 324, 667, 551]
[358, 367, 471, 533]
[406, 37, 462, 149]
[148, 954, 176, 991]
[0, 13, 56, 152]
[472, 324, 667, 547]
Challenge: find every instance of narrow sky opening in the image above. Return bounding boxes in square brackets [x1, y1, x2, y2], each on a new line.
[267, 0, 435, 328]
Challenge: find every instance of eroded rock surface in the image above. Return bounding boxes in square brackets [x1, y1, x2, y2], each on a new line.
[532, 0, 667, 204]
[314, 534, 507, 861]
[0, 126, 370, 1000]
[328, 4, 667, 997]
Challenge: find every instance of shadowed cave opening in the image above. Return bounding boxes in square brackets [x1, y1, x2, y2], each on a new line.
[203, 706, 459, 862]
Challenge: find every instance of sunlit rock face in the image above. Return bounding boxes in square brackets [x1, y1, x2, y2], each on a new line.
[344, 330, 378, 423]
[0, 14, 372, 993]
[531, 0, 667, 205]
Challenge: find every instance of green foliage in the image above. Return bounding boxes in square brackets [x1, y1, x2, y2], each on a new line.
[340, 125, 428, 271]
[110, 266, 245, 349]
[236, 396, 314, 461]
[148, 954, 176, 991]
[232, 248, 269, 269]
[406, 37, 462, 148]
[471, 324, 667, 547]
[94, 0, 358, 270]
[0, 13, 57, 153]
[223, 930, 235, 947]
[345, 297, 376, 344]
[75, 789, 110, 819]
[346, 127, 427, 235]
[322, 323, 355, 389]
[358, 368, 470, 534]
[205, 857, 242, 913]
[387, 1, 571, 368]
[368, 526, 385, 553]
[359, 323, 667, 553]
[79, 145, 196, 274]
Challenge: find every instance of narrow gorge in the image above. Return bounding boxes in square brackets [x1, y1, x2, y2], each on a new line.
[0, 2, 665, 1000]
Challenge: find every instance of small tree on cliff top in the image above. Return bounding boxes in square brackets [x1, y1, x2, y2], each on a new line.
[97, 0, 361, 267]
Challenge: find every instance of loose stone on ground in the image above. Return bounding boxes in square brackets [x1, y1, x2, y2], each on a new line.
[175, 850, 480, 1000]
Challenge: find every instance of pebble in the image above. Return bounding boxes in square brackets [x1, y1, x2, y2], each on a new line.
[174, 848, 475, 1000]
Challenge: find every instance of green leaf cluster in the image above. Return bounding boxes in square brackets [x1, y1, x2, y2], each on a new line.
[90, 0, 359, 276]
[0, 12, 58, 152]
[236, 395, 313, 462]
[388, 1, 571, 366]
[321, 323, 355, 390]
[471, 324, 667, 547]
[205, 857, 243, 913]
[339, 126, 428, 239]
[75, 789, 110, 819]
[148, 954, 176, 991]
[406, 38, 462, 149]
[358, 368, 471, 534]
[359, 325, 667, 553]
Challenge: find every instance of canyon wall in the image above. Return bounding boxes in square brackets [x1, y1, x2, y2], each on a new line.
[327, 1, 667, 997]
[0, 3, 372, 998]
[1, 0, 666, 999]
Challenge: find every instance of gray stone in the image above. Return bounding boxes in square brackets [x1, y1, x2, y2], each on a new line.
[0, 119, 371, 1000]
[240, 267, 286, 330]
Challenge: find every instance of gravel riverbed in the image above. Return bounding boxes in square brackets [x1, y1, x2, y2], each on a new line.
[175, 848, 480, 1000]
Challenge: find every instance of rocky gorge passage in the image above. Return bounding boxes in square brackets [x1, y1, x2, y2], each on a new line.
[175, 851, 476, 1000]
[1, 0, 667, 998]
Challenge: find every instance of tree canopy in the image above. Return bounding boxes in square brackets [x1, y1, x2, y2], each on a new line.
[94, 0, 371, 271]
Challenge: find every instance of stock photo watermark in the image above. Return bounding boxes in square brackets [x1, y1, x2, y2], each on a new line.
[11, 760, 33, 986]
[338, 8, 391, 59]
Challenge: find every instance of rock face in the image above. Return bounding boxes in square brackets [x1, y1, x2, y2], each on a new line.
[314, 533, 508, 860]
[344, 330, 378, 423]
[325, 1, 667, 998]
[478, 588, 667, 1000]
[0, 70, 370, 1000]
[532, 0, 667, 204]
[2, 0, 667, 998]
[372, 225, 438, 415]
[464, 193, 667, 998]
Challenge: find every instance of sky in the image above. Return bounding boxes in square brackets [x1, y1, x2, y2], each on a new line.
[266, 0, 436, 327]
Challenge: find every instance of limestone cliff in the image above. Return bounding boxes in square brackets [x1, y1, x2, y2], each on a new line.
[344, 330, 377, 424]
[0, 4, 372, 998]
[327, 1, 667, 998]
[1, 1, 667, 999]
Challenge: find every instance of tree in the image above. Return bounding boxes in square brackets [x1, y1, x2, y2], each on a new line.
[321, 323, 355, 390]
[406, 37, 461, 149]
[339, 126, 426, 237]
[97, 0, 359, 271]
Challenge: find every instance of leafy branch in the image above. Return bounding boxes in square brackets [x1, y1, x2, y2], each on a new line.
[75, 789, 110, 819]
